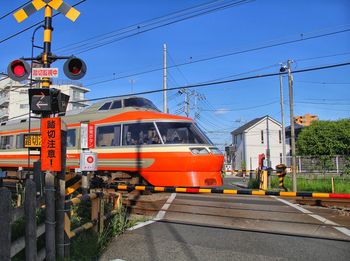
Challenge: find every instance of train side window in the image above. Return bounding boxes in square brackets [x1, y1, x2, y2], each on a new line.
[99, 102, 112, 111]
[0, 135, 14, 149]
[96, 125, 121, 147]
[122, 123, 161, 145]
[67, 129, 76, 147]
[16, 134, 24, 148]
[110, 100, 122, 109]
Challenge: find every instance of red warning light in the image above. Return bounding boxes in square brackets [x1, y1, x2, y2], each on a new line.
[63, 57, 87, 80]
[7, 59, 31, 81]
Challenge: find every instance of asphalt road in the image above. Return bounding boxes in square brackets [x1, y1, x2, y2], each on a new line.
[100, 178, 350, 261]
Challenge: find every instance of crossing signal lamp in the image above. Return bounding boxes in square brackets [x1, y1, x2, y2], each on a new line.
[7, 59, 31, 81]
[63, 57, 87, 80]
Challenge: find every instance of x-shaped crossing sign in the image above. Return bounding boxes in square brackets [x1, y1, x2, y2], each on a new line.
[14, 0, 80, 23]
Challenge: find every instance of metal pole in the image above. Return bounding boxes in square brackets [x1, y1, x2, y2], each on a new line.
[0, 187, 11, 261]
[266, 117, 271, 189]
[45, 171, 56, 261]
[163, 43, 167, 113]
[25, 179, 37, 261]
[185, 91, 190, 117]
[56, 169, 65, 259]
[279, 73, 286, 164]
[42, 6, 56, 261]
[287, 60, 297, 192]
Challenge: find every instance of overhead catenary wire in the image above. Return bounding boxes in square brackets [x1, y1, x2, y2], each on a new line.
[0, 1, 31, 21]
[3, 61, 350, 123]
[73, 61, 350, 104]
[85, 42, 350, 87]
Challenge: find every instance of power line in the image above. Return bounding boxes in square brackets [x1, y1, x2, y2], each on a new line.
[61, 0, 253, 54]
[295, 80, 350, 85]
[86, 34, 350, 86]
[0, 1, 31, 21]
[0, 0, 87, 45]
[74, 61, 350, 104]
[201, 100, 279, 112]
[57, 0, 247, 52]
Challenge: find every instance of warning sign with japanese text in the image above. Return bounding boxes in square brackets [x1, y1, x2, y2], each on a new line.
[41, 117, 62, 171]
[80, 123, 95, 149]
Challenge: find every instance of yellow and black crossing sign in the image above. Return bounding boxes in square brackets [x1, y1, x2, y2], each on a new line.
[14, 0, 80, 23]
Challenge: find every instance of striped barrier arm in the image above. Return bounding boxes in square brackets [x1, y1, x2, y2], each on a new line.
[65, 192, 102, 206]
[109, 184, 350, 199]
[68, 208, 119, 238]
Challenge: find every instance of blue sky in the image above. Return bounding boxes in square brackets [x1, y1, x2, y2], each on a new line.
[1, 0, 350, 147]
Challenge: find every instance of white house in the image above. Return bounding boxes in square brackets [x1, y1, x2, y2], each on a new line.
[0, 77, 89, 122]
[229, 115, 284, 170]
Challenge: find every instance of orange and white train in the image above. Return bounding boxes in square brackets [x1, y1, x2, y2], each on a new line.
[0, 97, 223, 187]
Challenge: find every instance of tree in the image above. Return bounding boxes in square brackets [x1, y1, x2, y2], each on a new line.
[296, 119, 350, 156]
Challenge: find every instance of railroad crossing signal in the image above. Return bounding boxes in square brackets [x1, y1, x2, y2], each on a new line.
[14, 0, 80, 23]
[7, 59, 31, 81]
[63, 57, 87, 80]
[29, 88, 70, 114]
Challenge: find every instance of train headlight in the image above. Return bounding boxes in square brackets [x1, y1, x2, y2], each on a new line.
[190, 147, 209, 155]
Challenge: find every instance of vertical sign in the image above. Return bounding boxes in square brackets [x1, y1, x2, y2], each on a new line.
[80, 123, 88, 149]
[81, 122, 95, 149]
[88, 123, 95, 149]
[41, 117, 62, 171]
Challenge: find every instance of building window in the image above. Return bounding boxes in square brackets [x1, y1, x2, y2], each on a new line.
[280, 153, 282, 164]
[279, 130, 282, 144]
[261, 130, 264, 144]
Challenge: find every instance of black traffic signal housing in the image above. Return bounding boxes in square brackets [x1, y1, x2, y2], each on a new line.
[7, 59, 31, 81]
[29, 88, 70, 114]
[63, 57, 87, 80]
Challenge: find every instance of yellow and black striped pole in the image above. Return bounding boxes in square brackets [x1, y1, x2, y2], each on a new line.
[42, 5, 52, 89]
[276, 164, 288, 191]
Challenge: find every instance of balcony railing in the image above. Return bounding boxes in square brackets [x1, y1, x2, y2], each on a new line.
[0, 108, 9, 119]
[0, 94, 9, 106]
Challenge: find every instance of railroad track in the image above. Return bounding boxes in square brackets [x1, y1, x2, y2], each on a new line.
[295, 198, 350, 208]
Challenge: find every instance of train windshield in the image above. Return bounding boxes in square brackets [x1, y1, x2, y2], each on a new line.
[156, 122, 212, 144]
[124, 98, 159, 111]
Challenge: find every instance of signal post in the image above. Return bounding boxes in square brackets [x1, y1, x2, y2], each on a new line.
[9, 1, 86, 260]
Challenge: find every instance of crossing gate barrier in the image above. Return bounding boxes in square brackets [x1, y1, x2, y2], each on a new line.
[105, 184, 350, 199]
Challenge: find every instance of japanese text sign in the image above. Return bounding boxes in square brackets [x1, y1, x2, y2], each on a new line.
[41, 117, 62, 171]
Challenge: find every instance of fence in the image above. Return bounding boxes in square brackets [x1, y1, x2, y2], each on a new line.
[0, 179, 122, 260]
[285, 155, 349, 174]
[228, 155, 350, 175]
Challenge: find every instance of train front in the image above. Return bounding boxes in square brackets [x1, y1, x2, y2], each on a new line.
[141, 117, 224, 187]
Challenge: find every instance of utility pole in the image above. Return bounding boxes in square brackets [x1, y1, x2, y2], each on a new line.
[287, 60, 297, 192]
[129, 79, 135, 94]
[266, 117, 271, 189]
[279, 68, 286, 164]
[163, 43, 167, 113]
[185, 91, 190, 117]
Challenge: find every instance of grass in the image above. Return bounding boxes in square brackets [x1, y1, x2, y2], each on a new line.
[68, 204, 131, 261]
[249, 174, 350, 193]
[280, 175, 350, 193]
